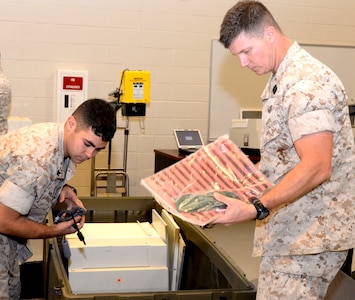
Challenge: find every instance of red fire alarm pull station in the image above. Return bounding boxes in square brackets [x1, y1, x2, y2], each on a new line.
[56, 70, 88, 123]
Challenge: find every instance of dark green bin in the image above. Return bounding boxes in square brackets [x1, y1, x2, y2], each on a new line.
[43, 196, 256, 300]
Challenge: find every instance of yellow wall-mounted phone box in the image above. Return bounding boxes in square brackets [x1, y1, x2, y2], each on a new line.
[121, 70, 150, 103]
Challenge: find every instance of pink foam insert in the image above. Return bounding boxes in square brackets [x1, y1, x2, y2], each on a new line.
[141, 135, 272, 226]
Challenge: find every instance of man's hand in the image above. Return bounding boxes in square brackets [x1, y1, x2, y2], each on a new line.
[211, 193, 256, 225]
[58, 185, 86, 228]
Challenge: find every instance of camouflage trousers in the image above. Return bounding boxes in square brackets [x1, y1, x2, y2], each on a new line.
[256, 250, 348, 300]
[0, 235, 21, 300]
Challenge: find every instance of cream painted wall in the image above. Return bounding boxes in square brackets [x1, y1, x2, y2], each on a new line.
[0, 0, 354, 196]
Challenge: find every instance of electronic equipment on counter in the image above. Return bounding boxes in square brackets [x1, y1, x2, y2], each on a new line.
[173, 129, 204, 155]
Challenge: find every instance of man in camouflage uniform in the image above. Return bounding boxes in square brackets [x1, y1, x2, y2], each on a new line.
[0, 65, 11, 135]
[0, 98, 116, 299]
[213, 1, 355, 299]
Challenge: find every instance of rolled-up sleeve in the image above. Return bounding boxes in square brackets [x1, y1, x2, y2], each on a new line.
[0, 179, 34, 214]
[289, 109, 335, 142]
[286, 80, 336, 142]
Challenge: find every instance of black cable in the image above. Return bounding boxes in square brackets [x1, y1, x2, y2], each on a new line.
[71, 213, 86, 245]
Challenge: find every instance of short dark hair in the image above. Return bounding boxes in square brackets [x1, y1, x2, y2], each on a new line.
[72, 98, 117, 142]
[219, 1, 282, 48]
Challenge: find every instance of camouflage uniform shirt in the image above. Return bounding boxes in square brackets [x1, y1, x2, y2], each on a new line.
[253, 42, 355, 257]
[0, 122, 75, 261]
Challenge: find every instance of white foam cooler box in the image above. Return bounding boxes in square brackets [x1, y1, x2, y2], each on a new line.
[68, 266, 169, 294]
[66, 222, 168, 294]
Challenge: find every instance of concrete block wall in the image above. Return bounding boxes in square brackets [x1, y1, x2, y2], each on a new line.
[0, 0, 354, 195]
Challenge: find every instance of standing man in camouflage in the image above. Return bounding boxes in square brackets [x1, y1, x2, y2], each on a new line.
[0, 98, 116, 299]
[213, 1, 355, 299]
[0, 55, 11, 136]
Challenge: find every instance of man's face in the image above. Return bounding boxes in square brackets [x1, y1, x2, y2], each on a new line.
[229, 29, 275, 75]
[65, 117, 107, 164]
